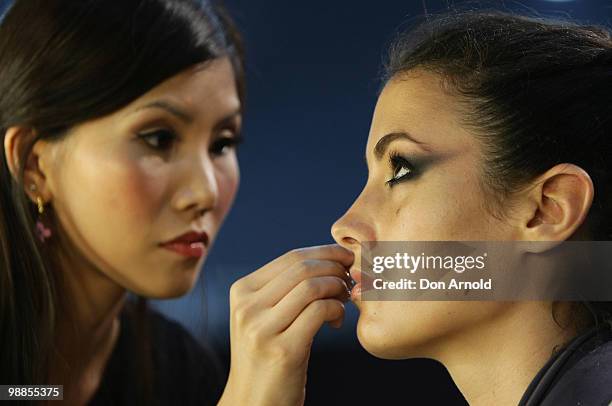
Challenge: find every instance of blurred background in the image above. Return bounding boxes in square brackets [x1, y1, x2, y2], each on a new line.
[147, 0, 612, 404]
[1, 0, 608, 404]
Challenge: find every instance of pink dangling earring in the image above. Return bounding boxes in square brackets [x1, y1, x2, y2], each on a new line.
[30, 184, 52, 243]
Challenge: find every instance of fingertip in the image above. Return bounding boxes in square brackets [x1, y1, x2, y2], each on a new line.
[328, 318, 343, 329]
[335, 245, 355, 266]
[314, 243, 355, 266]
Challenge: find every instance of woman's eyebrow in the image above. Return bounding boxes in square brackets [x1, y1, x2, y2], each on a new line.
[128, 100, 242, 129]
[213, 110, 242, 132]
[130, 100, 194, 123]
[373, 131, 430, 160]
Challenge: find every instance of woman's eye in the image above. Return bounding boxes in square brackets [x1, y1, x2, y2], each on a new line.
[210, 133, 244, 156]
[386, 154, 415, 186]
[137, 129, 177, 151]
[394, 165, 411, 179]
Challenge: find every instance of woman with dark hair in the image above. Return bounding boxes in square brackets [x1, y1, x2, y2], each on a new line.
[0, 0, 352, 405]
[332, 9, 612, 406]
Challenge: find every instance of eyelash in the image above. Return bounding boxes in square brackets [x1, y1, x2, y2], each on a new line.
[137, 129, 244, 156]
[211, 133, 244, 155]
[386, 152, 416, 187]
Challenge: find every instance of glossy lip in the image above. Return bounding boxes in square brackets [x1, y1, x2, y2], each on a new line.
[349, 253, 376, 285]
[349, 268, 361, 300]
[159, 230, 210, 259]
[160, 230, 210, 246]
[349, 267, 364, 301]
[350, 267, 362, 285]
[349, 262, 378, 301]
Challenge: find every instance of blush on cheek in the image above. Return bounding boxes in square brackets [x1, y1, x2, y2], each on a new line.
[104, 156, 167, 223]
[214, 165, 239, 221]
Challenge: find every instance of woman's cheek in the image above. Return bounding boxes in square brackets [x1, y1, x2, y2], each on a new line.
[381, 194, 450, 240]
[214, 157, 240, 219]
[107, 158, 162, 218]
[52, 153, 152, 272]
[391, 184, 485, 240]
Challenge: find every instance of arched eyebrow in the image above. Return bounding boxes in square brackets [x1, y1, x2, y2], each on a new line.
[213, 110, 242, 133]
[129, 99, 242, 128]
[133, 100, 194, 123]
[373, 132, 429, 160]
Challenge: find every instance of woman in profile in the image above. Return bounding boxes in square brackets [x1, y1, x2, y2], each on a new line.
[0, 0, 352, 405]
[331, 9, 612, 406]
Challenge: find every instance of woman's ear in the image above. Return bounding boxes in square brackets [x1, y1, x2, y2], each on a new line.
[519, 163, 594, 243]
[3, 126, 51, 202]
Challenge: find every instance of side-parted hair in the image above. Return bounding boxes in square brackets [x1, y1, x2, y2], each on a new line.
[0, 0, 244, 404]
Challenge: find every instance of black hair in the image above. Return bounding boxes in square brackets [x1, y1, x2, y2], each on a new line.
[383, 9, 612, 327]
[0, 0, 244, 404]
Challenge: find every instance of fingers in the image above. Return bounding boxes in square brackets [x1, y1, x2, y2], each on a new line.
[265, 275, 350, 332]
[238, 244, 354, 291]
[282, 299, 346, 339]
[226, 243, 354, 381]
[254, 259, 350, 307]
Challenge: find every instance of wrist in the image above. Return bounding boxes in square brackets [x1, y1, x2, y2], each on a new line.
[220, 368, 306, 406]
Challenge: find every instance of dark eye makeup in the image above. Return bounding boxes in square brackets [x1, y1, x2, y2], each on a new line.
[137, 128, 244, 156]
[138, 128, 178, 150]
[210, 132, 244, 156]
[386, 152, 417, 187]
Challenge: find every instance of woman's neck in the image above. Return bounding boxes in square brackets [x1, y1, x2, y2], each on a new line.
[436, 302, 578, 406]
[50, 249, 128, 404]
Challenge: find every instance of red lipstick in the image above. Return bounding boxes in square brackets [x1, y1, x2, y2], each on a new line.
[160, 231, 209, 259]
[349, 267, 362, 300]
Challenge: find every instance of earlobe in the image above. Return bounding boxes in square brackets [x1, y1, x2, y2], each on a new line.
[523, 163, 594, 242]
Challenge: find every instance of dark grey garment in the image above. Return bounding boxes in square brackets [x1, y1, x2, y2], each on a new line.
[519, 320, 612, 406]
[89, 303, 225, 406]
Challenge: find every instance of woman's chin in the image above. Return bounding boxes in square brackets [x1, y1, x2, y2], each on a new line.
[129, 274, 199, 299]
[356, 312, 406, 360]
[355, 304, 431, 360]
[150, 286, 194, 299]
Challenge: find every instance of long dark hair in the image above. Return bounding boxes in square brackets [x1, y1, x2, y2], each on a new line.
[0, 0, 244, 403]
[383, 9, 612, 327]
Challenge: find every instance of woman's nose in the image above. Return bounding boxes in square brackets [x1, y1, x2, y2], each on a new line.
[331, 205, 375, 251]
[331, 216, 359, 250]
[173, 156, 218, 217]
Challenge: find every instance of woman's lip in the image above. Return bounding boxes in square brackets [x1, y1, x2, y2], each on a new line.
[160, 241, 206, 258]
[350, 282, 362, 301]
[349, 268, 363, 302]
[350, 267, 362, 284]
[349, 267, 376, 301]
[161, 230, 210, 246]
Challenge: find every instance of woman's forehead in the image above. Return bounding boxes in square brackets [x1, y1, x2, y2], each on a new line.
[367, 72, 476, 154]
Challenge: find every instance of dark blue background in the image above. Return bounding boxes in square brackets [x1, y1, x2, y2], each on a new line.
[149, 1, 612, 404]
[148, 0, 612, 404]
[2, 0, 609, 404]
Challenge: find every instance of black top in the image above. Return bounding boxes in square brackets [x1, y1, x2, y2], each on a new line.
[89, 303, 225, 406]
[519, 320, 612, 406]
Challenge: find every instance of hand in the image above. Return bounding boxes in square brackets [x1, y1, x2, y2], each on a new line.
[218, 244, 354, 406]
